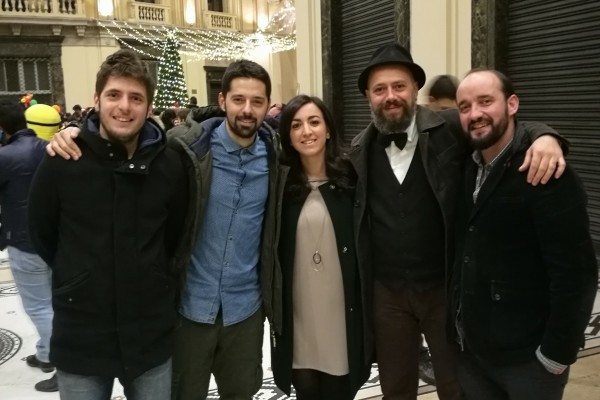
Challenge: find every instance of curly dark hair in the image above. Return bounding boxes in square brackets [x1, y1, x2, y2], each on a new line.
[279, 94, 355, 199]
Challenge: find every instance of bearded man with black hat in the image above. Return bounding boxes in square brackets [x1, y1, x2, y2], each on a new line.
[348, 43, 568, 400]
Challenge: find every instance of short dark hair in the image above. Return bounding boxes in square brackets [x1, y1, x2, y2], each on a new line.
[95, 49, 155, 105]
[428, 75, 458, 100]
[221, 60, 271, 101]
[279, 95, 355, 198]
[464, 68, 515, 99]
[72, 104, 82, 112]
[0, 100, 27, 136]
[189, 96, 197, 105]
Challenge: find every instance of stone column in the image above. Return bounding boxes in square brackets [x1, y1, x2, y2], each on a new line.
[471, 0, 509, 71]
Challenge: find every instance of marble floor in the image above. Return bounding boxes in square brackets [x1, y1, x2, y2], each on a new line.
[1, 250, 599, 399]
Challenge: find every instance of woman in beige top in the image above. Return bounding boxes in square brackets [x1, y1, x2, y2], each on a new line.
[271, 95, 371, 399]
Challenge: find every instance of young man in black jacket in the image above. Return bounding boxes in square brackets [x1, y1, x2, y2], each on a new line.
[28, 50, 189, 400]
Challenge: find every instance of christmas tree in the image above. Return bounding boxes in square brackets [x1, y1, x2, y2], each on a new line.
[154, 33, 188, 109]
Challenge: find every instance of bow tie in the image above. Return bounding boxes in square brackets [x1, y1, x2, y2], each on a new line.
[377, 132, 408, 150]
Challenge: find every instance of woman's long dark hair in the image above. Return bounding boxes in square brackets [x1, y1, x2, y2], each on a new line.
[279, 94, 356, 199]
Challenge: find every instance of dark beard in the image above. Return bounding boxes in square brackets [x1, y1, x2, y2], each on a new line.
[468, 110, 509, 150]
[224, 107, 259, 140]
[371, 100, 416, 133]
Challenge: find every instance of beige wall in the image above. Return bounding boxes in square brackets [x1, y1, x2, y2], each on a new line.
[61, 37, 120, 110]
[411, 0, 471, 104]
[180, 55, 210, 105]
[295, 0, 322, 97]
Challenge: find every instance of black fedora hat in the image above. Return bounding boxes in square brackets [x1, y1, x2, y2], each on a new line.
[357, 43, 426, 94]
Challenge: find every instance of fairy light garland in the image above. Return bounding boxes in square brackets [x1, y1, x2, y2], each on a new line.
[95, 17, 296, 62]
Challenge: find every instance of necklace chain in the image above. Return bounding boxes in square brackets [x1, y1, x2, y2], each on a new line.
[302, 197, 327, 272]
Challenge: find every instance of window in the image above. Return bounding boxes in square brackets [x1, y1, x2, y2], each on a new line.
[0, 58, 53, 104]
[207, 0, 223, 12]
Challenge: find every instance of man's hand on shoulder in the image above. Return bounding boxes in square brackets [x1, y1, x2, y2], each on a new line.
[46, 126, 82, 160]
[519, 135, 566, 186]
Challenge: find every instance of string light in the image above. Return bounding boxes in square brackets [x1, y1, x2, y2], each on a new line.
[95, 16, 296, 62]
[260, 0, 296, 36]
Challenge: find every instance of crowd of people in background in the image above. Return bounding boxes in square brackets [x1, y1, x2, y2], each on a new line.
[0, 43, 596, 400]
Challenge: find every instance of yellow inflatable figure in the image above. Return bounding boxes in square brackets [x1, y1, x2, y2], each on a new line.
[25, 104, 61, 141]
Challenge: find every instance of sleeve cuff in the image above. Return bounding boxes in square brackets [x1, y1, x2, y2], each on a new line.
[536, 346, 568, 374]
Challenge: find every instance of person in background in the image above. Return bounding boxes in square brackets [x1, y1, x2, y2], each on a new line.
[175, 108, 190, 127]
[418, 72, 460, 386]
[426, 75, 459, 111]
[350, 42, 566, 400]
[28, 49, 189, 400]
[67, 104, 83, 124]
[271, 95, 371, 399]
[451, 68, 597, 400]
[0, 100, 57, 392]
[186, 96, 199, 109]
[265, 102, 285, 130]
[160, 108, 178, 133]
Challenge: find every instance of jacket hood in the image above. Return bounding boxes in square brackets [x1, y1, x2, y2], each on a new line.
[84, 109, 165, 150]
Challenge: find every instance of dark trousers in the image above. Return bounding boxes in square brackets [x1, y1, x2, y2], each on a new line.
[373, 280, 462, 400]
[171, 308, 264, 400]
[458, 351, 569, 400]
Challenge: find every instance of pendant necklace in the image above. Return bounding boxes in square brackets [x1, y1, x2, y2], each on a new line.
[302, 194, 327, 272]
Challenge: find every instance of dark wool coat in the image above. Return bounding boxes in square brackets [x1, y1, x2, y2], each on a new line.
[450, 122, 597, 366]
[28, 113, 189, 381]
[271, 178, 371, 396]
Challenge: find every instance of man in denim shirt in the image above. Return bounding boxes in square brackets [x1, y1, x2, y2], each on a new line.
[165, 60, 282, 400]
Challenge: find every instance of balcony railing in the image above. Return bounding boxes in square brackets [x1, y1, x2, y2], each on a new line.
[0, 0, 85, 17]
[129, 2, 171, 25]
[203, 11, 238, 31]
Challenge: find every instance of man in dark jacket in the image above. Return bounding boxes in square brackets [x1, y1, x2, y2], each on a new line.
[451, 69, 597, 400]
[28, 50, 188, 400]
[349, 43, 567, 400]
[0, 101, 57, 392]
[45, 59, 284, 400]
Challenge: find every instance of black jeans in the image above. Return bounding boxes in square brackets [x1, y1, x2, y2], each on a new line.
[458, 351, 569, 400]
